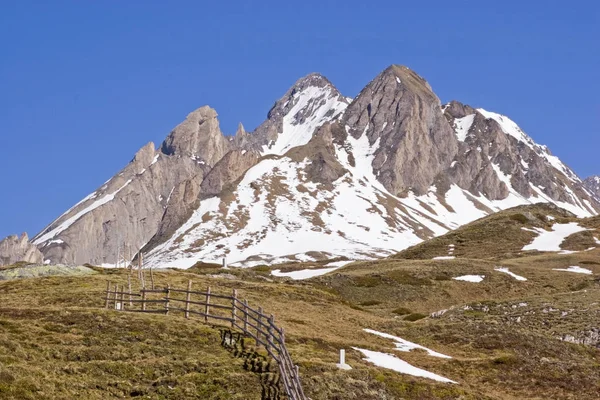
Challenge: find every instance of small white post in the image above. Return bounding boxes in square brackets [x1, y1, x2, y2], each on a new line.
[336, 349, 352, 370]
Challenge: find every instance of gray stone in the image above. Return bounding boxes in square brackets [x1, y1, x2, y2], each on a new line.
[0, 233, 43, 266]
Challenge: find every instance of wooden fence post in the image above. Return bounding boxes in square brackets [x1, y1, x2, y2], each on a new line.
[257, 307, 263, 347]
[205, 286, 211, 323]
[113, 284, 119, 310]
[231, 289, 238, 328]
[185, 280, 192, 319]
[165, 285, 170, 315]
[243, 299, 249, 332]
[267, 314, 274, 354]
[127, 274, 133, 307]
[120, 288, 125, 311]
[141, 287, 146, 311]
[105, 281, 111, 309]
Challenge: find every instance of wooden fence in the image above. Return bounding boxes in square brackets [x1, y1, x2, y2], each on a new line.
[105, 281, 307, 400]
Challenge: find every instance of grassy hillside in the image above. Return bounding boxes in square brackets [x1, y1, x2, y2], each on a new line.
[0, 255, 599, 399]
[393, 204, 586, 260]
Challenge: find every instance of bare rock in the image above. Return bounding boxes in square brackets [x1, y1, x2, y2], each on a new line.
[160, 106, 230, 166]
[0, 233, 44, 266]
[342, 65, 458, 195]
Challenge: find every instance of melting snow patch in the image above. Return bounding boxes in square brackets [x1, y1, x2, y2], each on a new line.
[453, 275, 484, 283]
[522, 223, 588, 252]
[271, 266, 341, 280]
[352, 348, 456, 384]
[495, 267, 527, 281]
[552, 266, 593, 275]
[364, 329, 451, 359]
[433, 256, 455, 260]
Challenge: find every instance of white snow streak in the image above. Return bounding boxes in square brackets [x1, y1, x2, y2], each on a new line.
[453, 275, 484, 283]
[552, 266, 593, 275]
[34, 179, 133, 244]
[495, 267, 527, 281]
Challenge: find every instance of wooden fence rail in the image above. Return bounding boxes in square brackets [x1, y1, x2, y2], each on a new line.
[104, 280, 307, 400]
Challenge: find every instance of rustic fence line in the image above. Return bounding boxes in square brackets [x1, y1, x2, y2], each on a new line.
[104, 280, 306, 400]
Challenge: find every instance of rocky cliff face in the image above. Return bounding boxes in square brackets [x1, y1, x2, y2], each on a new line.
[32, 65, 599, 267]
[584, 176, 600, 199]
[0, 233, 44, 266]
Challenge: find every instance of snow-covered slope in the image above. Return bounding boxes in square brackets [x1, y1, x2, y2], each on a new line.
[261, 85, 347, 156]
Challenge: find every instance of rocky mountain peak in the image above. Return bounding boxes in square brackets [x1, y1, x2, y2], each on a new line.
[132, 142, 156, 168]
[342, 64, 457, 195]
[266, 73, 344, 121]
[235, 122, 246, 136]
[160, 105, 229, 166]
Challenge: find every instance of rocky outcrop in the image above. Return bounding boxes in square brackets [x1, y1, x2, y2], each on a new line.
[560, 328, 600, 348]
[0, 233, 43, 266]
[200, 150, 262, 197]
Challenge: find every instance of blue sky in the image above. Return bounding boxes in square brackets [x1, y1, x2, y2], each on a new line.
[1, 1, 598, 239]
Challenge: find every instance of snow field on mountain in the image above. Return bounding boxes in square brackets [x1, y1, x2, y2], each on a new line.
[522, 222, 588, 252]
[453, 114, 475, 142]
[262, 86, 347, 156]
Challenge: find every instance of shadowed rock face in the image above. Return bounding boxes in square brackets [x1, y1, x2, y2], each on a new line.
[0, 233, 43, 266]
[31, 64, 600, 266]
[584, 176, 600, 199]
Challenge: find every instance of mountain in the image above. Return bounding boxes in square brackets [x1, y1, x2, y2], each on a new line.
[584, 176, 600, 199]
[21, 65, 599, 267]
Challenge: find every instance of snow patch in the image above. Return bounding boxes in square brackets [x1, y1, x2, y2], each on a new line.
[453, 275, 484, 283]
[495, 267, 527, 281]
[353, 348, 456, 384]
[552, 266, 593, 275]
[453, 114, 475, 142]
[364, 329, 451, 359]
[271, 266, 341, 280]
[522, 223, 588, 252]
